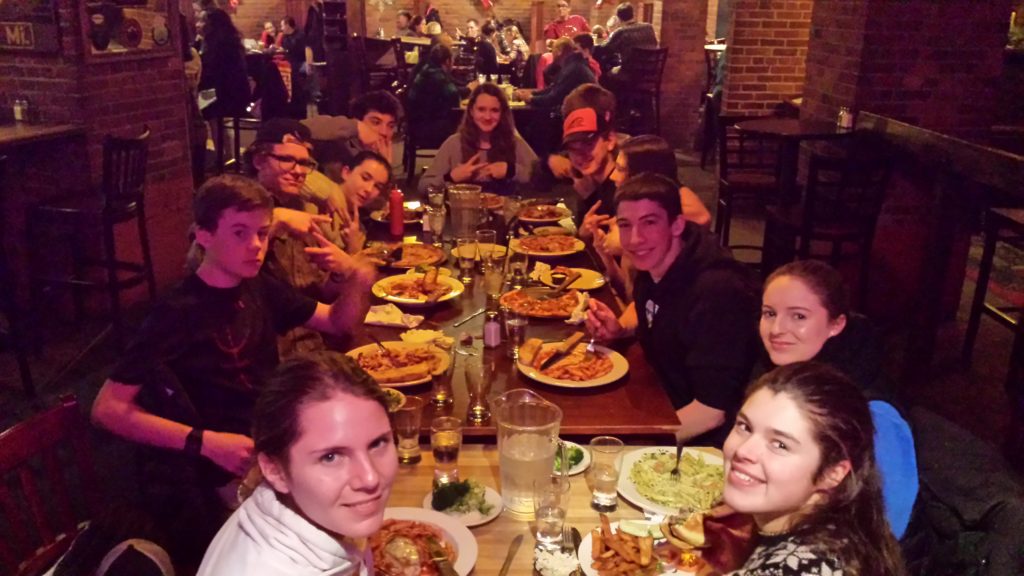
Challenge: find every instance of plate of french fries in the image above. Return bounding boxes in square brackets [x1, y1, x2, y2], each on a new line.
[579, 515, 700, 576]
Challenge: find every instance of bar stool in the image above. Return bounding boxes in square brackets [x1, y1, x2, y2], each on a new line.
[27, 128, 154, 348]
[0, 155, 35, 396]
[963, 208, 1024, 366]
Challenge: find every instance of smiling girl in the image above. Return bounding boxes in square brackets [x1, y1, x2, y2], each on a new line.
[724, 362, 907, 575]
[197, 353, 398, 576]
[418, 82, 538, 195]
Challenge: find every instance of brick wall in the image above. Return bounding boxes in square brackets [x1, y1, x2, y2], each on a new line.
[721, 0, 812, 115]
[659, 0, 707, 149]
[0, 0, 194, 299]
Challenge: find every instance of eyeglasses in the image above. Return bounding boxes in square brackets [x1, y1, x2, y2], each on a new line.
[267, 153, 318, 172]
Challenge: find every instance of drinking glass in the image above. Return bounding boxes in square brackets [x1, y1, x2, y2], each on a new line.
[504, 309, 528, 360]
[431, 416, 463, 485]
[477, 73, 486, 85]
[394, 397, 425, 464]
[426, 205, 446, 247]
[475, 229, 497, 270]
[455, 237, 476, 284]
[508, 250, 529, 289]
[483, 254, 506, 303]
[533, 476, 570, 548]
[500, 74, 511, 85]
[464, 356, 493, 424]
[587, 436, 624, 511]
[426, 185, 445, 208]
[503, 194, 522, 225]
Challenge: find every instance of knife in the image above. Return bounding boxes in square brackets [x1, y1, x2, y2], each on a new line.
[453, 307, 485, 327]
[426, 536, 459, 576]
[539, 331, 586, 370]
[498, 533, 523, 576]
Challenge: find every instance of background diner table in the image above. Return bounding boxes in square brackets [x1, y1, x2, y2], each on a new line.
[354, 207, 680, 443]
[386, 444, 721, 575]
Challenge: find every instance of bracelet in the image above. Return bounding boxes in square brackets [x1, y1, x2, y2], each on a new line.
[184, 427, 204, 456]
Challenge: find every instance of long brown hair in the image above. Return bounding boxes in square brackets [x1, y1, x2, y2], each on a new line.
[747, 363, 906, 576]
[765, 260, 850, 320]
[459, 83, 516, 167]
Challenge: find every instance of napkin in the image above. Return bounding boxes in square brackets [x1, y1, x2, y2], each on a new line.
[529, 261, 552, 282]
[556, 201, 577, 234]
[565, 292, 589, 325]
[364, 304, 424, 328]
[400, 329, 454, 349]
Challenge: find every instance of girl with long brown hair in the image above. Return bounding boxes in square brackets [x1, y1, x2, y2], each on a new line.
[418, 82, 538, 195]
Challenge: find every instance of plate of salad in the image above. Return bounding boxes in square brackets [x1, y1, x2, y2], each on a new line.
[553, 441, 590, 476]
[421, 479, 503, 527]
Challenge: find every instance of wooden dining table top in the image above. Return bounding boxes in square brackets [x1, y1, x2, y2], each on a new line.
[385, 444, 720, 575]
[353, 212, 680, 443]
[0, 122, 86, 151]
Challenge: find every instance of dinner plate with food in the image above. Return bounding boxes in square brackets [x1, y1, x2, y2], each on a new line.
[450, 242, 508, 261]
[617, 447, 725, 518]
[371, 508, 477, 576]
[480, 192, 504, 211]
[553, 440, 590, 476]
[359, 242, 446, 268]
[517, 338, 628, 388]
[372, 269, 465, 307]
[518, 204, 572, 223]
[346, 341, 451, 387]
[499, 288, 582, 319]
[541, 266, 606, 291]
[578, 515, 702, 576]
[370, 202, 425, 224]
[420, 478, 503, 527]
[510, 235, 585, 257]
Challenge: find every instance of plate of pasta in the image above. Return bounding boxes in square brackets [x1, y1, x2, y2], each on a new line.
[516, 342, 628, 388]
[372, 271, 465, 307]
[618, 448, 725, 517]
[371, 508, 477, 576]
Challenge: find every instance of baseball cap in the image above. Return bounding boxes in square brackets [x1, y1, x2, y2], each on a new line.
[562, 107, 609, 145]
[253, 118, 313, 147]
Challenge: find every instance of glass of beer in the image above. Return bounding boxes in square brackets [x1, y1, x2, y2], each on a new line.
[455, 237, 476, 284]
[431, 416, 463, 485]
[394, 397, 425, 464]
[464, 356, 493, 424]
[504, 309, 528, 360]
[588, 436, 624, 511]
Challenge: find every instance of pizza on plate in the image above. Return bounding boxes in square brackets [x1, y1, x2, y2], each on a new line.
[517, 235, 580, 254]
[499, 289, 580, 318]
[353, 344, 445, 384]
[359, 243, 445, 268]
[520, 204, 570, 221]
[480, 192, 504, 210]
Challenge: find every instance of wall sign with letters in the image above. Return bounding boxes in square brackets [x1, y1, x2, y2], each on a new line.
[0, 0, 62, 53]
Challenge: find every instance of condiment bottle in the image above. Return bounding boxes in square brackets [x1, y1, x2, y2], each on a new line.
[483, 312, 501, 348]
[388, 186, 404, 237]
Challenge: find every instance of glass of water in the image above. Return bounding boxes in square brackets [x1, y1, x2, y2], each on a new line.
[455, 237, 476, 284]
[426, 205, 446, 247]
[483, 253, 506, 303]
[533, 476, 570, 549]
[508, 250, 529, 289]
[504, 309, 528, 360]
[394, 397, 425, 464]
[503, 194, 522, 225]
[587, 436, 624, 512]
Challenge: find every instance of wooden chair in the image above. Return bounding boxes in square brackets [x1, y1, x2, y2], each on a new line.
[0, 155, 34, 396]
[617, 47, 668, 134]
[28, 128, 154, 348]
[0, 396, 100, 576]
[714, 114, 781, 256]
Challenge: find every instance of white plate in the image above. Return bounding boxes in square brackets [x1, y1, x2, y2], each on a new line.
[518, 205, 572, 223]
[450, 242, 509, 261]
[381, 507, 477, 575]
[540, 267, 606, 291]
[372, 273, 465, 307]
[578, 520, 679, 576]
[517, 343, 628, 389]
[617, 447, 725, 517]
[553, 440, 591, 476]
[510, 236, 586, 258]
[420, 485, 503, 527]
[346, 341, 451, 387]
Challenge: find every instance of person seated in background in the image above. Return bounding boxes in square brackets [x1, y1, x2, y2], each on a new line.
[302, 90, 401, 181]
[514, 37, 594, 109]
[593, 1, 657, 73]
[586, 173, 760, 447]
[721, 363, 907, 576]
[544, 0, 590, 39]
[573, 32, 601, 81]
[259, 21, 277, 49]
[756, 260, 918, 539]
[424, 21, 446, 43]
[591, 25, 608, 44]
[90, 174, 372, 570]
[409, 15, 426, 37]
[589, 134, 713, 297]
[407, 44, 464, 145]
[419, 83, 538, 196]
[197, 353, 399, 576]
[475, 21, 500, 76]
[502, 24, 531, 64]
[458, 18, 480, 41]
[535, 39, 557, 89]
[395, 10, 414, 37]
[249, 119, 375, 357]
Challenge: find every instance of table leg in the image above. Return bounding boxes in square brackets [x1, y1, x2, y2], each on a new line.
[777, 140, 801, 205]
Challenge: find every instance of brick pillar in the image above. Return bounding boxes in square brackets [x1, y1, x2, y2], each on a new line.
[658, 0, 707, 149]
[721, 0, 812, 115]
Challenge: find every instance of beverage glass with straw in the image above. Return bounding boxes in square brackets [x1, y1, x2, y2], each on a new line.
[431, 416, 463, 485]
[455, 237, 475, 284]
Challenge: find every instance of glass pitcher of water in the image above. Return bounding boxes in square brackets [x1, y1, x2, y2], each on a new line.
[492, 389, 563, 517]
[446, 184, 482, 240]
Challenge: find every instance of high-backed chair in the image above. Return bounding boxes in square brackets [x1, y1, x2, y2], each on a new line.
[28, 128, 154, 348]
[617, 47, 668, 134]
[715, 114, 781, 259]
[0, 396, 100, 576]
[0, 156, 34, 396]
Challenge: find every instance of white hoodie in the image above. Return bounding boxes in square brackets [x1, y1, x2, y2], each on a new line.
[198, 483, 371, 576]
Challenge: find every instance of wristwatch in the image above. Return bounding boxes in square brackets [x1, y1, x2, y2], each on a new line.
[184, 427, 204, 456]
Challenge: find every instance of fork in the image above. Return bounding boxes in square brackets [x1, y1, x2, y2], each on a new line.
[669, 433, 685, 479]
[584, 329, 597, 361]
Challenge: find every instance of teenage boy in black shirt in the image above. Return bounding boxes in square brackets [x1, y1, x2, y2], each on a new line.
[585, 173, 759, 447]
[90, 174, 368, 567]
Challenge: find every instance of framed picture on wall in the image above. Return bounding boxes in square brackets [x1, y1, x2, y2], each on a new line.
[81, 0, 176, 61]
[0, 0, 62, 53]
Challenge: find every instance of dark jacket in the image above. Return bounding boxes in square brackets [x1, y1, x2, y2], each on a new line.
[476, 38, 499, 75]
[530, 52, 596, 109]
[199, 41, 251, 119]
[407, 63, 461, 146]
[594, 20, 657, 71]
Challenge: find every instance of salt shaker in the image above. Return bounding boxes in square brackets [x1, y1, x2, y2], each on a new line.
[483, 312, 502, 348]
[13, 98, 28, 122]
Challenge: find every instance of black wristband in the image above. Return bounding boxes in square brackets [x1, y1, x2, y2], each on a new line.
[184, 427, 204, 456]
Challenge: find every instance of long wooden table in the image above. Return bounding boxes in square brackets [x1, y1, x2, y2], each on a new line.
[354, 214, 680, 443]
[386, 444, 719, 575]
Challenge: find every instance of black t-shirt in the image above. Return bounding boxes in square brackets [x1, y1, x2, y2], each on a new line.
[632, 224, 760, 447]
[110, 272, 317, 435]
[577, 174, 616, 226]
